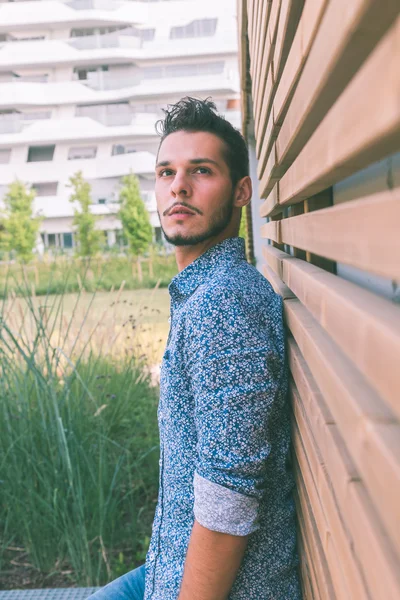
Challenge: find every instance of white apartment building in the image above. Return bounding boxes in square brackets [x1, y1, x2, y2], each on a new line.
[0, 0, 240, 251]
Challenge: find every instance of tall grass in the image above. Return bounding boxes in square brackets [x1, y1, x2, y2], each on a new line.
[0, 275, 163, 586]
[0, 251, 178, 299]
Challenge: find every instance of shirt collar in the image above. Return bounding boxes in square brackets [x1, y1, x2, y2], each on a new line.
[168, 237, 246, 301]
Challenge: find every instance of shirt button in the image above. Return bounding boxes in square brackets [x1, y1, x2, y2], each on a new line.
[157, 507, 162, 517]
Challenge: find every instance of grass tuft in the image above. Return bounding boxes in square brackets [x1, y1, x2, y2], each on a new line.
[0, 274, 165, 587]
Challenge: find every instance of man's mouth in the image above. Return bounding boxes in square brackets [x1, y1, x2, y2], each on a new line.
[168, 205, 196, 217]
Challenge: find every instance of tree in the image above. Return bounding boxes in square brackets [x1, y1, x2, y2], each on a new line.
[68, 171, 102, 257]
[1, 180, 42, 262]
[118, 172, 153, 257]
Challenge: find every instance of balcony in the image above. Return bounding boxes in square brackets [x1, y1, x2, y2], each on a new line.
[66, 0, 124, 10]
[75, 70, 141, 91]
[0, 115, 22, 134]
[68, 33, 141, 50]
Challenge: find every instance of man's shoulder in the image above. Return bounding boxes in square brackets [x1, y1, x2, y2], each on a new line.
[187, 260, 281, 321]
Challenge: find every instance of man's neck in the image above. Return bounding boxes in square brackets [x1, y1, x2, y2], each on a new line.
[175, 232, 235, 272]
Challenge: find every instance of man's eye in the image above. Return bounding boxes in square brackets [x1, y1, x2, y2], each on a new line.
[194, 167, 211, 174]
[159, 169, 173, 177]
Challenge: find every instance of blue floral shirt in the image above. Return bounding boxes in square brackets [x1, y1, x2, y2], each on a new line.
[144, 237, 301, 599]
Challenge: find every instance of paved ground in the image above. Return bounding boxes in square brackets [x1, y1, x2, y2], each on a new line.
[0, 589, 100, 599]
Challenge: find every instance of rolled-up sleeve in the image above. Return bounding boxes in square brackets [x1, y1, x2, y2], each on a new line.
[187, 286, 285, 536]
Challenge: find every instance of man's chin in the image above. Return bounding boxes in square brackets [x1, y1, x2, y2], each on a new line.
[162, 228, 214, 247]
[163, 233, 205, 247]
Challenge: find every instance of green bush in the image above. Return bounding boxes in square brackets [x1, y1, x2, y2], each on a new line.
[0, 290, 160, 586]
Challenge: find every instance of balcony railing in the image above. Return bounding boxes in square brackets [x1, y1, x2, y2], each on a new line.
[0, 116, 23, 134]
[66, 0, 123, 10]
[77, 70, 141, 90]
[68, 33, 141, 50]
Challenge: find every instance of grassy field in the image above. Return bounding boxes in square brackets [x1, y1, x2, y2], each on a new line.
[0, 252, 178, 298]
[2, 286, 171, 366]
[0, 286, 171, 589]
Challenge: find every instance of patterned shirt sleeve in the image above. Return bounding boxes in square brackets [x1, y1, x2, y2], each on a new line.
[186, 285, 285, 536]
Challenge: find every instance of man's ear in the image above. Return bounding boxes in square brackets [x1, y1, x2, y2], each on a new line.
[233, 176, 252, 208]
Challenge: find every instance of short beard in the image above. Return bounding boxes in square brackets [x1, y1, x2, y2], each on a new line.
[159, 194, 234, 247]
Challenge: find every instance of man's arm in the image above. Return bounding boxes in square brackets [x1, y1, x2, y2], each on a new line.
[184, 286, 285, 598]
[178, 519, 249, 600]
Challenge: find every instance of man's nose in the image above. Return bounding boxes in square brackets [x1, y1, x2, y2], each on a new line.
[171, 173, 191, 197]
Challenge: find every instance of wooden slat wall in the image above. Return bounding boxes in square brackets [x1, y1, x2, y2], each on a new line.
[238, 1, 400, 598]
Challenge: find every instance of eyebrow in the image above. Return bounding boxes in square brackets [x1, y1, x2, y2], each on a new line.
[155, 158, 220, 169]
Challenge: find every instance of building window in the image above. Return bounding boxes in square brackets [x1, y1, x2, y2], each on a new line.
[47, 233, 57, 247]
[112, 143, 136, 156]
[71, 26, 126, 37]
[98, 198, 106, 204]
[0, 148, 11, 164]
[31, 182, 58, 196]
[133, 102, 159, 113]
[68, 146, 97, 160]
[170, 19, 217, 39]
[63, 233, 73, 249]
[76, 102, 131, 118]
[27, 145, 55, 163]
[130, 27, 156, 42]
[143, 61, 224, 79]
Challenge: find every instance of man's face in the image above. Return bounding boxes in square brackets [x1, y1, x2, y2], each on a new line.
[155, 130, 235, 246]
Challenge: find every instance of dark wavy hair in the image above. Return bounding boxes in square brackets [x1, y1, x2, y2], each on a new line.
[155, 97, 249, 188]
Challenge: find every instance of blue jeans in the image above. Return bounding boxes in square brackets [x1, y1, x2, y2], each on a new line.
[90, 564, 145, 599]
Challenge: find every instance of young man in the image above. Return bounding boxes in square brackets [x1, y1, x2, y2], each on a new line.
[91, 98, 301, 599]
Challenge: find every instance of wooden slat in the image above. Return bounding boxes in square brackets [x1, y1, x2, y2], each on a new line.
[295, 472, 334, 600]
[277, 188, 400, 280]
[274, 0, 329, 124]
[295, 501, 330, 600]
[258, 0, 329, 196]
[293, 421, 357, 599]
[278, 16, 400, 206]
[272, 0, 303, 81]
[296, 534, 317, 600]
[255, 0, 304, 151]
[296, 509, 323, 600]
[262, 262, 294, 299]
[249, 0, 261, 76]
[259, 182, 280, 218]
[347, 479, 400, 600]
[288, 338, 400, 599]
[295, 449, 346, 599]
[258, 140, 285, 201]
[256, 103, 278, 168]
[261, 0, 400, 187]
[252, 0, 281, 121]
[262, 243, 400, 421]
[246, 0, 255, 59]
[260, 218, 280, 244]
[284, 300, 400, 567]
[250, 0, 263, 100]
[252, 1, 272, 114]
[255, 63, 274, 145]
[292, 385, 371, 598]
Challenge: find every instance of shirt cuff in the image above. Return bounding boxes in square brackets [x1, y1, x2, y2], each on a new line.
[193, 471, 260, 536]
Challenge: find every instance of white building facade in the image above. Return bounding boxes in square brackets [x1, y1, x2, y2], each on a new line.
[0, 0, 240, 251]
